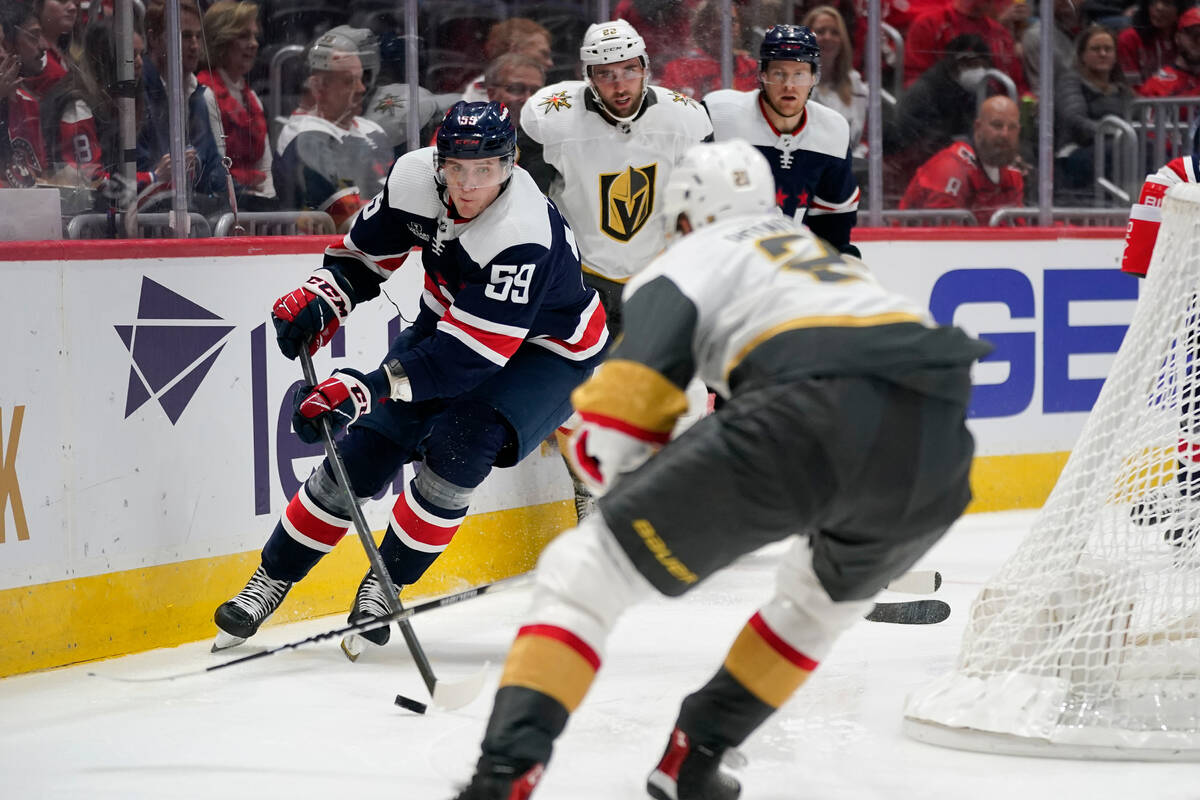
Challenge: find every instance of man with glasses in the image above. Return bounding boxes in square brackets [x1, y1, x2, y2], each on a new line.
[519, 19, 713, 522]
[703, 24, 861, 257]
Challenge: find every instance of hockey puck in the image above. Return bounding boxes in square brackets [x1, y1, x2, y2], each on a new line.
[395, 693, 428, 715]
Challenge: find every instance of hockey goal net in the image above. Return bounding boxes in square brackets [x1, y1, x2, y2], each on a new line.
[904, 183, 1200, 761]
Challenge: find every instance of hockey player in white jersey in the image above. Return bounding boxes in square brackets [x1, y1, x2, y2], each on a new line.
[450, 142, 989, 799]
[520, 19, 713, 518]
[519, 19, 713, 334]
[703, 24, 861, 256]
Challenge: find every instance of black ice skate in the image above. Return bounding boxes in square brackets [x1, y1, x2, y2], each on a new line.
[647, 728, 742, 800]
[452, 757, 544, 800]
[340, 570, 402, 662]
[211, 566, 293, 651]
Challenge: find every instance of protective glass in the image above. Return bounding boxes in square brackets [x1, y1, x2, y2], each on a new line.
[435, 154, 515, 189]
[760, 67, 817, 87]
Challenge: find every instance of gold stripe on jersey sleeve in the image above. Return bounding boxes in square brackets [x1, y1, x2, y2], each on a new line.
[725, 312, 927, 379]
[572, 359, 689, 439]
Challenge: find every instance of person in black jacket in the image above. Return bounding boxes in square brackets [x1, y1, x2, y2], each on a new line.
[883, 33, 992, 203]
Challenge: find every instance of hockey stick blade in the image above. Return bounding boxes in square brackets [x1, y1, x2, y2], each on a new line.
[884, 570, 942, 595]
[864, 599, 950, 625]
[431, 661, 492, 711]
[89, 576, 527, 684]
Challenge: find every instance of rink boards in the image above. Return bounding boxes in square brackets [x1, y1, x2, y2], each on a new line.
[0, 229, 1134, 675]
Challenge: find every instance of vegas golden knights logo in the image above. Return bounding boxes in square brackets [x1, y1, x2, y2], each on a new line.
[598, 163, 657, 242]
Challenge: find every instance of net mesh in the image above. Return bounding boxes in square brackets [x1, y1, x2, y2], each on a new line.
[904, 183, 1200, 759]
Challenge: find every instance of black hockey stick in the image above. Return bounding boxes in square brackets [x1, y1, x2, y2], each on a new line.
[298, 348, 486, 710]
[865, 599, 950, 625]
[88, 576, 528, 684]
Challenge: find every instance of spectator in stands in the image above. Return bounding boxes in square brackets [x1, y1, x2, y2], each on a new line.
[900, 94, 1025, 224]
[903, 0, 1027, 91]
[364, 31, 457, 159]
[461, 18, 553, 103]
[484, 52, 545, 124]
[40, 18, 141, 186]
[1139, 6, 1200, 95]
[616, 0, 693, 64]
[804, 5, 868, 157]
[658, 0, 758, 97]
[273, 26, 391, 232]
[139, 0, 227, 212]
[885, 34, 992, 200]
[198, 0, 276, 212]
[1021, 0, 1085, 91]
[28, 0, 78, 96]
[1055, 25, 1132, 203]
[0, 1, 47, 187]
[1118, 0, 1186, 85]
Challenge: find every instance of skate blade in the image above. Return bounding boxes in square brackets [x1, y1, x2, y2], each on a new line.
[341, 633, 368, 662]
[211, 630, 247, 653]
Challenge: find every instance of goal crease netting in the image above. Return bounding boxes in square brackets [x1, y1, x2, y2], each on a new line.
[903, 183, 1200, 761]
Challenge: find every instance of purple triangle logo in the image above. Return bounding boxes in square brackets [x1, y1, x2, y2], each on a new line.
[115, 279, 234, 424]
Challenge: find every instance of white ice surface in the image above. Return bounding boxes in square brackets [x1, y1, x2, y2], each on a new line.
[3, 510, 1198, 799]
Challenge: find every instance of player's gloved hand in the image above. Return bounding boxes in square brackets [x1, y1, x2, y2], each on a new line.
[567, 420, 659, 495]
[292, 368, 388, 444]
[272, 269, 354, 360]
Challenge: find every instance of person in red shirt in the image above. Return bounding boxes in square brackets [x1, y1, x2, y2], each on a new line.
[658, 0, 758, 97]
[1138, 6, 1200, 97]
[900, 94, 1025, 224]
[903, 0, 1027, 91]
[1118, 0, 1187, 86]
[0, 1, 47, 187]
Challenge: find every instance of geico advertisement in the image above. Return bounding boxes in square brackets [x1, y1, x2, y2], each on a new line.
[861, 236, 1136, 456]
[0, 254, 570, 590]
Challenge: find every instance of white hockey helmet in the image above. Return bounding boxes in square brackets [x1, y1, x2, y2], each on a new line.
[662, 140, 776, 242]
[308, 26, 381, 88]
[579, 19, 647, 68]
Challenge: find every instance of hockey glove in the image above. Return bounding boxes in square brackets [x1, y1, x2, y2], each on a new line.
[567, 420, 659, 495]
[272, 269, 354, 360]
[292, 368, 387, 444]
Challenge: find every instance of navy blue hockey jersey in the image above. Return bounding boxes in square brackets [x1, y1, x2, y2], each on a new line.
[321, 147, 609, 402]
[702, 89, 860, 252]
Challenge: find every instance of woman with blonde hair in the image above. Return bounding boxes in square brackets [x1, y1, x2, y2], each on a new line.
[803, 5, 867, 157]
[197, 0, 276, 210]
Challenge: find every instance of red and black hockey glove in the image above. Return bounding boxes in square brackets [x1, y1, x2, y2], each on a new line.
[272, 269, 354, 360]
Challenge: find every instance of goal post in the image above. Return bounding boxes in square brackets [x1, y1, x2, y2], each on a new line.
[903, 183, 1200, 761]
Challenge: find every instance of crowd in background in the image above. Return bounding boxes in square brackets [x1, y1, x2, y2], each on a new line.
[0, 0, 1197, 237]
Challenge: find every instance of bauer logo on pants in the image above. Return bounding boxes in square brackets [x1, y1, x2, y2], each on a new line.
[598, 163, 657, 243]
[115, 277, 235, 424]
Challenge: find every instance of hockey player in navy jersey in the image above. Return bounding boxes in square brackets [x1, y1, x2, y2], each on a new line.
[212, 101, 609, 654]
[449, 142, 987, 800]
[703, 24, 861, 256]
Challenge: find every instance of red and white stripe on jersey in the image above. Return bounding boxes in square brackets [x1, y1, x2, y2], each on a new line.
[281, 486, 351, 553]
[529, 293, 610, 361]
[326, 230, 415, 277]
[420, 272, 454, 317]
[319, 186, 366, 230]
[807, 186, 862, 216]
[437, 305, 529, 366]
[389, 488, 466, 554]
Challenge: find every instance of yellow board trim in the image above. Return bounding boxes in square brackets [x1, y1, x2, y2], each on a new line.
[0, 500, 575, 678]
[1, 452, 1074, 678]
[726, 312, 926, 378]
[966, 451, 1070, 513]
